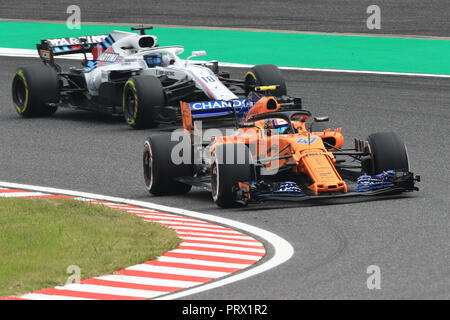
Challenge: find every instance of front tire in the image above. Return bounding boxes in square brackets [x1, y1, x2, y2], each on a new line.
[211, 144, 254, 208]
[11, 64, 59, 117]
[244, 64, 287, 97]
[366, 132, 409, 175]
[143, 134, 193, 195]
[123, 75, 166, 129]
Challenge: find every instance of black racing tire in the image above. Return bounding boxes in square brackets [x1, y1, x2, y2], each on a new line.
[123, 75, 166, 129]
[244, 64, 287, 97]
[11, 64, 59, 117]
[366, 132, 409, 175]
[211, 144, 254, 208]
[143, 134, 193, 195]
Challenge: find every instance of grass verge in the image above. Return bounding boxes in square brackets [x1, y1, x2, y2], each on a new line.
[0, 197, 181, 297]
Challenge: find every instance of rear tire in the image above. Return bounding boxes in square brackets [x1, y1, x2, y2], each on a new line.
[123, 75, 165, 129]
[11, 64, 59, 117]
[366, 132, 409, 174]
[244, 64, 287, 97]
[211, 144, 254, 208]
[143, 134, 193, 195]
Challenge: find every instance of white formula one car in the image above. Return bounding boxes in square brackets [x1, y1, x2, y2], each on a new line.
[11, 26, 287, 128]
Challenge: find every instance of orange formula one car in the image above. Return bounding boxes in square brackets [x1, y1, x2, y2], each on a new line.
[143, 88, 420, 208]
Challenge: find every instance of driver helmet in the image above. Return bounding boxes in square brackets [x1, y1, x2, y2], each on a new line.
[161, 54, 171, 66]
[264, 119, 289, 134]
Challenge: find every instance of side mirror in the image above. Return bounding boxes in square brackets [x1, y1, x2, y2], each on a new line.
[191, 50, 206, 57]
[314, 116, 329, 122]
[186, 50, 207, 62]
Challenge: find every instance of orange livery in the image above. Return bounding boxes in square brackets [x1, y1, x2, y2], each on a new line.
[143, 90, 419, 208]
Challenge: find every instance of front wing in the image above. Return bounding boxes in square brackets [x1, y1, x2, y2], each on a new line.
[236, 171, 420, 204]
[175, 171, 419, 205]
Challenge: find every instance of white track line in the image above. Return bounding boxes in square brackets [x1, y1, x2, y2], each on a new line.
[0, 181, 294, 300]
[157, 256, 252, 269]
[126, 264, 229, 278]
[167, 248, 261, 261]
[20, 293, 92, 300]
[144, 219, 219, 227]
[2, 47, 450, 78]
[0, 191, 47, 197]
[155, 256, 251, 269]
[169, 226, 241, 234]
[54, 283, 164, 298]
[179, 242, 266, 253]
[180, 236, 264, 246]
[176, 231, 253, 240]
[95, 275, 200, 288]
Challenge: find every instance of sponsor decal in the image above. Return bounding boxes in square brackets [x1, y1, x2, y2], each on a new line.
[274, 182, 304, 194]
[39, 49, 51, 61]
[189, 99, 247, 111]
[98, 52, 119, 62]
[156, 69, 175, 77]
[297, 137, 318, 144]
[47, 35, 108, 47]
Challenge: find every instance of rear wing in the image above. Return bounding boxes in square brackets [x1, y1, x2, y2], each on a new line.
[188, 99, 249, 120]
[179, 90, 302, 134]
[36, 34, 112, 63]
[180, 86, 284, 125]
[179, 99, 251, 134]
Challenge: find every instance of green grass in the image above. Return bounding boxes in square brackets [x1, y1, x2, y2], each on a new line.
[1, 21, 450, 74]
[0, 197, 181, 297]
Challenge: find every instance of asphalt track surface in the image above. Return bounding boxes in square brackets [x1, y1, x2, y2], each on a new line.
[2, 0, 450, 37]
[0, 56, 449, 299]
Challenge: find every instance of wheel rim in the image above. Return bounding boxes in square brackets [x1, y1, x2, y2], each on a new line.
[211, 154, 219, 201]
[244, 71, 257, 94]
[143, 142, 154, 190]
[125, 89, 137, 120]
[13, 76, 28, 112]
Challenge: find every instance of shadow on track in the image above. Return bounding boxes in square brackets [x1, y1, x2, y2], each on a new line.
[143, 187, 417, 214]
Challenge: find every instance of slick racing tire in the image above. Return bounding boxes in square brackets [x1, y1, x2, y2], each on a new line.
[366, 132, 409, 175]
[123, 75, 166, 129]
[244, 64, 287, 97]
[11, 64, 59, 117]
[211, 144, 254, 208]
[143, 134, 193, 195]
